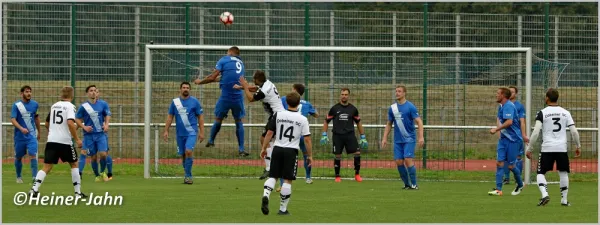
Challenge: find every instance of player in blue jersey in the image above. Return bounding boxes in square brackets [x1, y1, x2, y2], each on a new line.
[194, 46, 248, 157]
[488, 87, 524, 196]
[11, 85, 41, 184]
[503, 86, 529, 184]
[381, 85, 424, 189]
[163, 82, 205, 184]
[279, 84, 318, 186]
[75, 85, 112, 182]
[92, 88, 114, 180]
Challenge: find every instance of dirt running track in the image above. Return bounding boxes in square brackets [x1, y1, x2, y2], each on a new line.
[4, 158, 596, 173]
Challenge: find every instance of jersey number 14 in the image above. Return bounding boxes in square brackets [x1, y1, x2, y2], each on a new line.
[279, 124, 294, 142]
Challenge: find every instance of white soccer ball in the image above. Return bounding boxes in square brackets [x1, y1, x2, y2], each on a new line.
[220, 12, 234, 26]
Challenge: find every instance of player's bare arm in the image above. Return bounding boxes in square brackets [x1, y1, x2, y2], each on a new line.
[34, 114, 41, 141]
[261, 130, 275, 159]
[568, 124, 582, 157]
[304, 134, 313, 166]
[163, 114, 174, 142]
[197, 114, 205, 143]
[520, 117, 529, 143]
[195, 69, 220, 85]
[311, 112, 319, 118]
[75, 118, 92, 133]
[525, 120, 543, 159]
[381, 120, 393, 149]
[357, 120, 366, 137]
[67, 119, 83, 148]
[103, 115, 111, 132]
[44, 113, 50, 131]
[239, 76, 257, 102]
[490, 118, 513, 134]
[415, 117, 425, 147]
[11, 118, 28, 134]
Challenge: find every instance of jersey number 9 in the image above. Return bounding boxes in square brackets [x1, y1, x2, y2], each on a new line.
[235, 61, 242, 74]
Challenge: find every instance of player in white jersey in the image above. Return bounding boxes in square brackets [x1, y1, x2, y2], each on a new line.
[259, 92, 312, 216]
[236, 70, 285, 179]
[526, 88, 581, 207]
[29, 86, 86, 198]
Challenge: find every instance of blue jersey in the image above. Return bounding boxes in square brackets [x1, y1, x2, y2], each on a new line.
[76, 100, 111, 135]
[168, 96, 203, 137]
[388, 101, 420, 143]
[280, 96, 317, 118]
[11, 100, 39, 141]
[513, 100, 526, 120]
[216, 55, 245, 102]
[497, 101, 523, 142]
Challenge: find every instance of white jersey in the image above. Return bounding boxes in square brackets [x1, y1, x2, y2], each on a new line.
[47, 101, 77, 145]
[255, 80, 284, 117]
[268, 110, 310, 149]
[536, 106, 575, 153]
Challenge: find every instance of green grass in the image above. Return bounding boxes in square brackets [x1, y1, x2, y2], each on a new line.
[3, 163, 598, 223]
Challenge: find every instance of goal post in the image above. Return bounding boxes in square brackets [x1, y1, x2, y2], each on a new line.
[143, 45, 533, 182]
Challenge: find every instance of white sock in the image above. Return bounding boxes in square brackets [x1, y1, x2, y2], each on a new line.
[279, 183, 292, 212]
[263, 178, 276, 198]
[265, 146, 273, 171]
[71, 168, 81, 194]
[32, 170, 47, 192]
[559, 171, 569, 204]
[537, 174, 549, 198]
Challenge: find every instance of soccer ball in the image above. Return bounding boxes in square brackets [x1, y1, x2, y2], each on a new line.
[220, 12, 234, 26]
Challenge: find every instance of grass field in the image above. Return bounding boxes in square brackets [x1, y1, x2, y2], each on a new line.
[2, 163, 598, 223]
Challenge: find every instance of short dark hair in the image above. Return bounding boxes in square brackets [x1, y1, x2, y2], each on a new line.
[293, 84, 305, 96]
[499, 87, 511, 99]
[61, 86, 74, 99]
[396, 84, 407, 92]
[180, 81, 191, 89]
[229, 46, 240, 56]
[509, 85, 518, 94]
[20, 85, 31, 93]
[85, 85, 96, 93]
[253, 70, 266, 83]
[546, 88, 559, 103]
[341, 87, 350, 94]
[286, 92, 301, 108]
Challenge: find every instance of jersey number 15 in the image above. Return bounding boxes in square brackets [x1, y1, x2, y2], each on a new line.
[52, 110, 64, 124]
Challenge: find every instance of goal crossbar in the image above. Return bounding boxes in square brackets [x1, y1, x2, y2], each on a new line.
[144, 45, 534, 181]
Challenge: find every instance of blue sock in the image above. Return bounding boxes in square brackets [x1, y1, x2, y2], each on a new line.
[79, 154, 87, 174]
[209, 121, 222, 143]
[517, 158, 523, 175]
[15, 158, 23, 178]
[235, 122, 245, 152]
[503, 161, 510, 181]
[407, 165, 417, 186]
[279, 178, 284, 187]
[495, 165, 504, 191]
[106, 155, 113, 174]
[100, 158, 107, 173]
[397, 165, 410, 186]
[184, 157, 193, 178]
[303, 155, 311, 179]
[511, 165, 524, 187]
[91, 160, 100, 176]
[30, 158, 38, 178]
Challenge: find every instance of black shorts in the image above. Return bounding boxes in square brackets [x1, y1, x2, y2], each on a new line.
[537, 152, 570, 174]
[332, 133, 359, 155]
[268, 146, 299, 180]
[262, 115, 274, 138]
[44, 142, 78, 164]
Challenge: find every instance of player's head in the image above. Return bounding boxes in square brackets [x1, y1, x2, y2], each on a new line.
[20, 85, 32, 101]
[496, 87, 511, 103]
[292, 84, 305, 96]
[286, 92, 301, 109]
[227, 46, 240, 56]
[508, 85, 518, 101]
[340, 87, 350, 104]
[86, 85, 97, 100]
[180, 81, 191, 97]
[253, 70, 266, 86]
[545, 88, 559, 104]
[61, 86, 74, 101]
[395, 84, 407, 101]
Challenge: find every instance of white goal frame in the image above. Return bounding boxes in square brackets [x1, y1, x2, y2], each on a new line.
[144, 45, 534, 181]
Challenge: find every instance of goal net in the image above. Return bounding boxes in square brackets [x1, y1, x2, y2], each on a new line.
[144, 45, 539, 183]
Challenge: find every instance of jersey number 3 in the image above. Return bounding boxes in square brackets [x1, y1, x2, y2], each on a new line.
[552, 117, 562, 132]
[278, 124, 294, 142]
[52, 110, 64, 124]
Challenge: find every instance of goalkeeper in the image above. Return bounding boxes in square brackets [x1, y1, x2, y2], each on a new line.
[320, 88, 368, 183]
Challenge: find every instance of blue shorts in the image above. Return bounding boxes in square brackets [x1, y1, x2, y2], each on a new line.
[214, 98, 245, 120]
[177, 135, 197, 155]
[497, 139, 522, 165]
[14, 138, 38, 158]
[83, 133, 109, 156]
[393, 142, 416, 160]
[299, 136, 307, 154]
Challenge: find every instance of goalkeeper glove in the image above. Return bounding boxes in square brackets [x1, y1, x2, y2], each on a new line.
[320, 132, 329, 146]
[359, 134, 368, 149]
